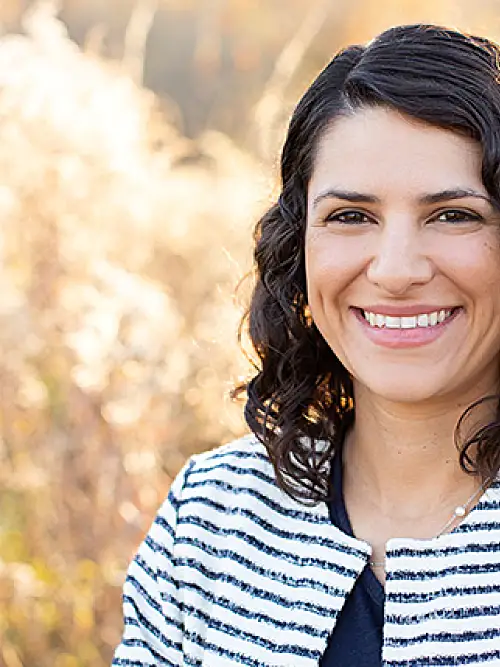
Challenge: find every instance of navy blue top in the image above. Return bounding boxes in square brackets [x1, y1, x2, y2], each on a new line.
[320, 448, 384, 665]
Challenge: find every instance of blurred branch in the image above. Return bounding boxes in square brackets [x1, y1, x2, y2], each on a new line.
[84, 22, 108, 57]
[193, 0, 223, 72]
[22, 0, 65, 46]
[253, 0, 330, 160]
[122, 0, 158, 85]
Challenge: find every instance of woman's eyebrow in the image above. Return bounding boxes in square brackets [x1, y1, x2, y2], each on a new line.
[420, 188, 492, 204]
[311, 187, 492, 210]
[312, 189, 379, 209]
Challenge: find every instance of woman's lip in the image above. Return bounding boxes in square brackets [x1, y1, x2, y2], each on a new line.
[354, 304, 460, 316]
[353, 307, 462, 349]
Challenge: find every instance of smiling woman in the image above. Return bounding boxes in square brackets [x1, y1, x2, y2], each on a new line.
[113, 24, 500, 667]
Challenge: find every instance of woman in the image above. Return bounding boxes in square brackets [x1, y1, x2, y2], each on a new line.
[113, 24, 500, 666]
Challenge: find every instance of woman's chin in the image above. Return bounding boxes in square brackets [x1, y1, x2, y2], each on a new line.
[352, 373, 450, 406]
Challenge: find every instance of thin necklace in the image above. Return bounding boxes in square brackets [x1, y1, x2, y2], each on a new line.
[369, 477, 492, 568]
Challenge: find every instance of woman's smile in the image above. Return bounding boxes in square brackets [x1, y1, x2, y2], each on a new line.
[351, 304, 463, 349]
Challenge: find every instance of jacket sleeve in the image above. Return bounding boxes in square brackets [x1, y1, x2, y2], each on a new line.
[112, 458, 195, 667]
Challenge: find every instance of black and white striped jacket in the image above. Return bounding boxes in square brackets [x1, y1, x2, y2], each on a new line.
[113, 434, 500, 666]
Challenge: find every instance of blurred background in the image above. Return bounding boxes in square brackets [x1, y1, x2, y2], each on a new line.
[0, 1, 499, 665]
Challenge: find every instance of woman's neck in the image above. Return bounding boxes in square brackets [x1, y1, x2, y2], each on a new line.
[342, 382, 495, 518]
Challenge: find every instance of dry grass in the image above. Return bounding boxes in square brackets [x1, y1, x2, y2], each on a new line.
[0, 8, 267, 666]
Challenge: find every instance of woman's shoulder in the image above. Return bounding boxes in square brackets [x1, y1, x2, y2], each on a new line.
[162, 433, 329, 525]
[186, 432, 274, 482]
[175, 433, 282, 512]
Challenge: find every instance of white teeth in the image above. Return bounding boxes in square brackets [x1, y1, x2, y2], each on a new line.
[401, 316, 416, 329]
[385, 316, 400, 329]
[362, 309, 454, 329]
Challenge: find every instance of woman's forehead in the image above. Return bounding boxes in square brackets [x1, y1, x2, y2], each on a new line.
[308, 107, 485, 202]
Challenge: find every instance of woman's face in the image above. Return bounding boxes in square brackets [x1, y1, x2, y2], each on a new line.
[305, 106, 500, 405]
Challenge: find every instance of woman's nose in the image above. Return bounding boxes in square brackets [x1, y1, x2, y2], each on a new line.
[365, 226, 434, 295]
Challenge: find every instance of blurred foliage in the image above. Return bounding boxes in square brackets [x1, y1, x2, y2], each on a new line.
[0, 4, 264, 666]
[0, 1, 498, 665]
[1, 0, 498, 149]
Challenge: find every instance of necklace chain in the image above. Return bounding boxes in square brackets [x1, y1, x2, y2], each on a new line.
[369, 478, 492, 568]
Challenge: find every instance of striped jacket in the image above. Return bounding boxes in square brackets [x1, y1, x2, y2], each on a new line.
[112, 434, 500, 666]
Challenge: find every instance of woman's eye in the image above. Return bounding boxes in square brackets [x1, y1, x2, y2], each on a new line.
[434, 209, 482, 224]
[325, 210, 371, 225]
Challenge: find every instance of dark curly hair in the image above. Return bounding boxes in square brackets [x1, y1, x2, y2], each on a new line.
[239, 24, 500, 503]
